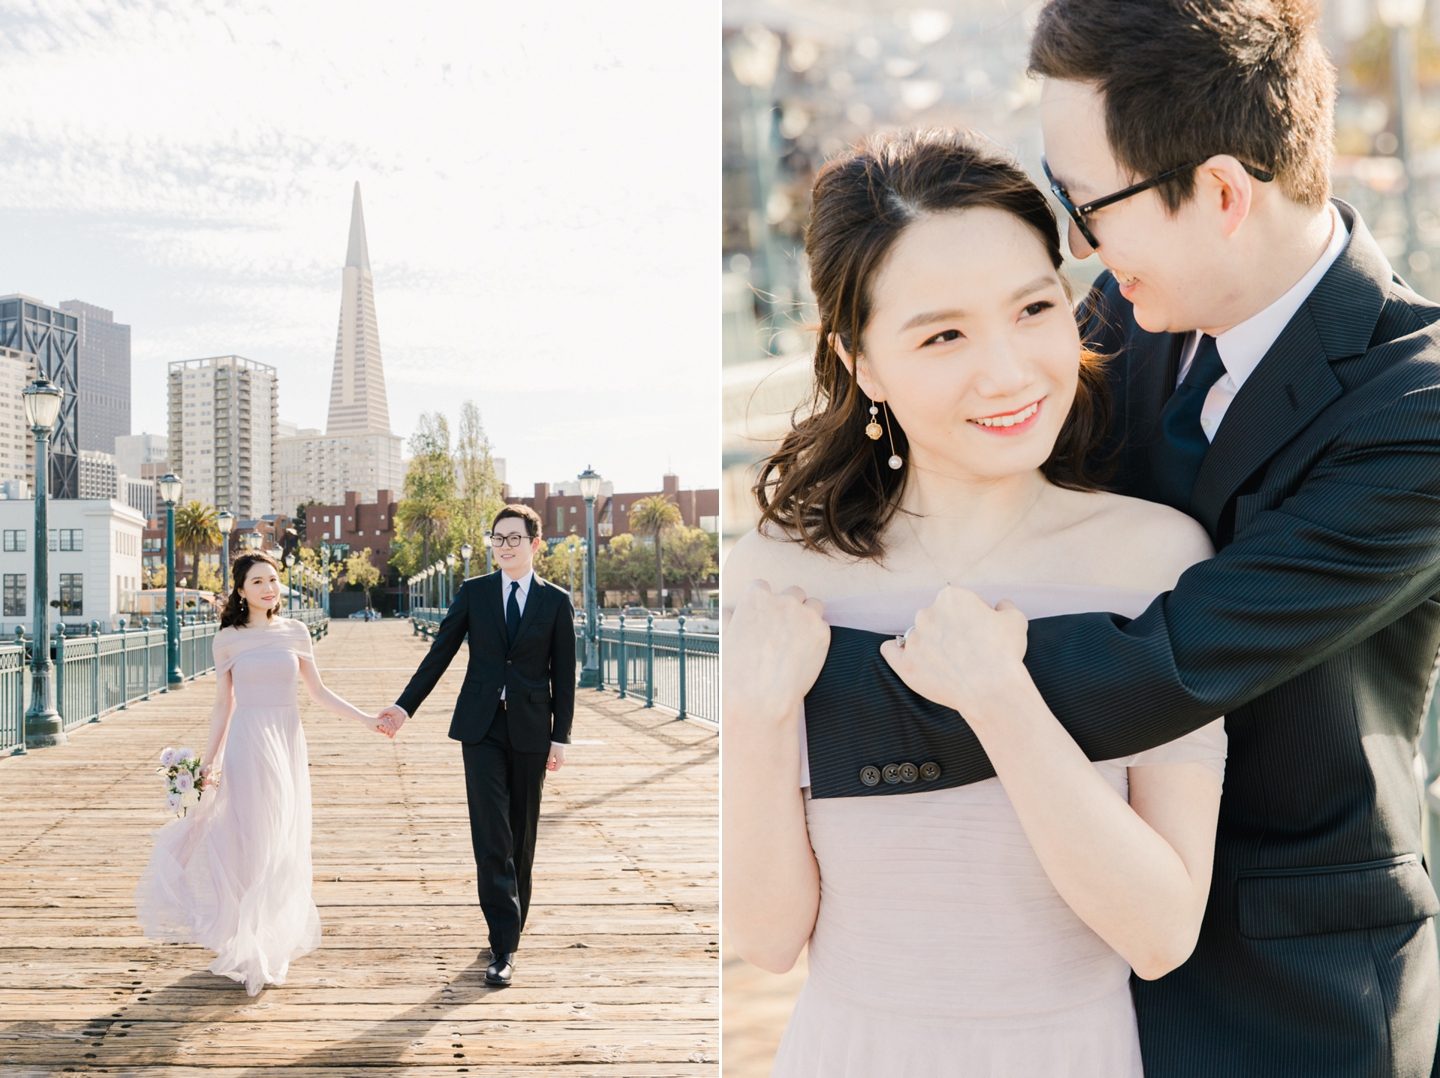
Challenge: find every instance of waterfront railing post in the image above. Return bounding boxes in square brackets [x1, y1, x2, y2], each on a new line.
[645, 614, 655, 708]
[90, 621, 101, 722]
[118, 623, 127, 709]
[677, 615, 688, 721]
[617, 616, 627, 700]
[53, 624, 65, 724]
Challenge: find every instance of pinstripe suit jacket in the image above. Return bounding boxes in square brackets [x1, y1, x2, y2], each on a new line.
[803, 202, 1440, 1076]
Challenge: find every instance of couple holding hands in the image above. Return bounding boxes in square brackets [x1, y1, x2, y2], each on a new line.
[135, 504, 575, 995]
[725, 2, 1440, 1076]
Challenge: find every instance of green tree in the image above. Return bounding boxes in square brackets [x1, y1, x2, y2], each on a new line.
[629, 495, 684, 610]
[662, 525, 718, 603]
[536, 535, 586, 601]
[174, 502, 220, 579]
[596, 533, 654, 606]
[395, 412, 456, 574]
[342, 548, 382, 592]
[453, 401, 507, 552]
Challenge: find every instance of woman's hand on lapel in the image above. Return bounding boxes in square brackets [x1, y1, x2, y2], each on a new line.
[879, 586, 1031, 725]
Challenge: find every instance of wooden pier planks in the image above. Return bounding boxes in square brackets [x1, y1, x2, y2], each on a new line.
[0, 619, 718, 1076]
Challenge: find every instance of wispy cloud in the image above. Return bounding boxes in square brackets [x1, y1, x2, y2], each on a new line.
[0, 0, 718, 491]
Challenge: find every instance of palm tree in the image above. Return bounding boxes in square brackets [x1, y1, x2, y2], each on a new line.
[629, 495, 683, 611]
[173, 501, 220, 584]
[396, 494, 452, 572]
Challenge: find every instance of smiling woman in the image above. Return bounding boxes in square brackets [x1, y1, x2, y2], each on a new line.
[721, 127, 1224, 1077]
[755, 129, 1111, 561]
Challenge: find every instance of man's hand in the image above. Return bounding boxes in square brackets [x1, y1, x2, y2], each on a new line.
[723, 580, 830, 727]
[377, 703, 409, 736]
[547, 743, 565, 772]
[879, 586, 1031, 722]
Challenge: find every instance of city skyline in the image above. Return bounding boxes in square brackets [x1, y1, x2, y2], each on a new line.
[0, 1, 718, 495]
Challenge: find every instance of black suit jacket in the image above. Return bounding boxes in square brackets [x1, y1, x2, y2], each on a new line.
[397, 571, 576, 752]
[804, 202, 1440, 1075]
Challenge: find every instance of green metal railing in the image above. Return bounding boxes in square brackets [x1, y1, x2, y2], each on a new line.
[2, 612, 331, 754]
[409, 608, 718, 724]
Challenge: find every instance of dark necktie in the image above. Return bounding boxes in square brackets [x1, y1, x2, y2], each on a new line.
[506, 580, 522, 646]
[1152, 333, 1228, 511]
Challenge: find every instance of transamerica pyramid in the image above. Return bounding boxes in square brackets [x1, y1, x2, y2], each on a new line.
[326, 182, 392, 435]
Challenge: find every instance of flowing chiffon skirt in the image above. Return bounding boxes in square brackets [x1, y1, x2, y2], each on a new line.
[135, 622, 321, 995]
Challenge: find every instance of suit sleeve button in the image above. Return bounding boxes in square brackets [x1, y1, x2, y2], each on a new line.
[859, 766, 881, 787]
[898, 762, 919, 784]
[919, 762, 941, 781]
[881, 763, 901, 785]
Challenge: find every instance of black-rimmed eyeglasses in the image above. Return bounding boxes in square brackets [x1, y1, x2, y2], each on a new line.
[489, 533, 529, 548]
[1041, 155, 1274, 251]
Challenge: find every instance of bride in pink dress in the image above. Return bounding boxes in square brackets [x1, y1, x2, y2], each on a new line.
[135, 551, 391, 995]
[724, 130, 1226, 1076]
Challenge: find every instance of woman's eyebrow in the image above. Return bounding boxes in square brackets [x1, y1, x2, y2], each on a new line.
[897, 276, 1058, 332]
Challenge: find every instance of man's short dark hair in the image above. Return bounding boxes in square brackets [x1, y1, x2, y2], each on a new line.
[1029, 0, 1334, 210]
[492, 504, 543, 539]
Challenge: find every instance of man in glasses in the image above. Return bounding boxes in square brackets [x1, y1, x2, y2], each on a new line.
[377, 505, 575, 987]
[833, 1, 1440, 1075]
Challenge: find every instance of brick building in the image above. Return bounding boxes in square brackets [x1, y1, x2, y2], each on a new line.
[304, 490, 399, 573]
[518, 474, 719, 544]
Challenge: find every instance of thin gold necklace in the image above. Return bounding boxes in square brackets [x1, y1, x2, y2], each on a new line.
[902, 485, 1044, 584]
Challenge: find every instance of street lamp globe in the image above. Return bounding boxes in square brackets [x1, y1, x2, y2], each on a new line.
[460, 542, 473, 562]
[22, 377, 63, 431]
[1379, 0, 1426, 28]
[217, 510, 234, 534]
[578, 465, 602, 502]
[285, 553, 295, 568]
[727, 24, 781, 89]
[447, 553, 457, 566]
[158, 473, 183, 506]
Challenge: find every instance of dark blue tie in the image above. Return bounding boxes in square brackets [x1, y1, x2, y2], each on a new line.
[506, 580, 521, 646]
[1152, 334, 1228, 511]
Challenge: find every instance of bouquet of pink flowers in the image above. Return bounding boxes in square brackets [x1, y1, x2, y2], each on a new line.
[155, 746, 204, 816]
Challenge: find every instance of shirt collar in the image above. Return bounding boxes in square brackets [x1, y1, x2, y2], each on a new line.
[1212, 202, 1349, 391]
[502, 569, 534, 597]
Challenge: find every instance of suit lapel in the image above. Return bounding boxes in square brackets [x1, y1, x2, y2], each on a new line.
[1188, 201, 1389, 534]
[485, 572, 509, 644]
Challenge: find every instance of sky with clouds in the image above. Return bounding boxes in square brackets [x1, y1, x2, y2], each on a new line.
[0, 1, 718, 496]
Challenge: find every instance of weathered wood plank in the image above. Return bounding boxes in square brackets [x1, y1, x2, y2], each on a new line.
[0, 619, 717, 1072]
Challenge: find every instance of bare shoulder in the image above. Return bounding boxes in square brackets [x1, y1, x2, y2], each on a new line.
[214, 624, 239, 642]
[722, 524, 841, 604]
[1066, 490, 1214, 592]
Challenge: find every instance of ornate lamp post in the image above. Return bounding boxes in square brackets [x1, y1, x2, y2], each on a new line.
[577, 466, 602, 688]
[20, 377, 65, 749]
[285, 553, 296, 614]
[460, 542, 473, 581]
[446, 553, 457, 606]
[216, 511, 234, 603]
[158, 472, 184, 687]
[1380, 0, 1427, 274]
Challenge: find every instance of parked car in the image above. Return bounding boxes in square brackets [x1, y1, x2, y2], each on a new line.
[348, 609, 381, 621]
[620, 606, 652, 620]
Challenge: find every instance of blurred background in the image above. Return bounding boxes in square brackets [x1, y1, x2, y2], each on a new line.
[720, 0, 1440, 1070]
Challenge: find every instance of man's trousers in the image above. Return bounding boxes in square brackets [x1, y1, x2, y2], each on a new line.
[461, 704, 548, 954]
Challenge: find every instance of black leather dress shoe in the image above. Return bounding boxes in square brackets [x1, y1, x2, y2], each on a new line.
[485, 951, 514, 986]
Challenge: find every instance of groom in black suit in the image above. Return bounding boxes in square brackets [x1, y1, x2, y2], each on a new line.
[820, 3, 1440, 1076]
[380, 505, 575, 986]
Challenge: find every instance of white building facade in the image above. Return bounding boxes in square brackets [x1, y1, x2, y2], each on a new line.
[0, 498, 145, 633]
[168, 356, 278, 517]
[273, 427, 403, 516]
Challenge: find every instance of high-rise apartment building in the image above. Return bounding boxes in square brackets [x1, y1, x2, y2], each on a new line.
[0, 295, 80, 497]
[78, 450, 118, 500]
[168, 356, 278, 517]
[114, 433, 168, 479]
[59, 300, 131, 454]
[274, 183, 403, 514]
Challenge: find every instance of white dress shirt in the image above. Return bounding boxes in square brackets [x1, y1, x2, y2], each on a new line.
[499, 570, 564, 755]
[1176, 202, 1349, 442]
[499, 570, 534, 702]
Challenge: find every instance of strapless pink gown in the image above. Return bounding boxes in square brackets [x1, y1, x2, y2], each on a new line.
[772, 584, 1227, 1078]
[135, 619, 322, 995]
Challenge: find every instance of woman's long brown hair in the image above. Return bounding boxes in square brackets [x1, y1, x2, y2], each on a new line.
[754, 128, 1112, 560]
[220, 552, 283, 629]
